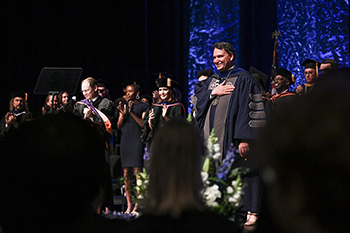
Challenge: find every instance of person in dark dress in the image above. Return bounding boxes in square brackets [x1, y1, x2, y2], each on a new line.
[141, 75, 186, 144]
[125, 120, 241, 233]
[117, 83, 149, 214]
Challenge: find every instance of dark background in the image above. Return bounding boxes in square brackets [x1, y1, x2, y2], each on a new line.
[0, 1, 276, 117]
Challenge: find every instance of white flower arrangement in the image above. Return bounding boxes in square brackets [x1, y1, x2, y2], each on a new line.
[202, 129, 248, 221]
[134, 167, 149, 200]
[134, 129, 248, 224]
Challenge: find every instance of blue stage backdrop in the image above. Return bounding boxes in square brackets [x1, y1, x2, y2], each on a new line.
[188, 0, 349, 112]
[277, 0, 349, 90]
[187, 0, 239, 113]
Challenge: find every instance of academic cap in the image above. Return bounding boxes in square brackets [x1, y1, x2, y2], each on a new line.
[154, 72, 179, 88]
[11, 90, 26, 99]
[249, 67, 268, 88]
[302, 58, 319, 70]
[97, 79, 110, 88]
[274, 68, 295, 85]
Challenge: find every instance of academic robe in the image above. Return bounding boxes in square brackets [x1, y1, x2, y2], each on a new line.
[73, 95, 115, 125]
[195, 67, 266, 159]
[0, 111, 33, 141]
[265, 91, 298, 120]
[141, 102, 186, 143]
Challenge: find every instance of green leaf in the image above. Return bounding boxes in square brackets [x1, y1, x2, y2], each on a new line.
[202, 158, 210, 172]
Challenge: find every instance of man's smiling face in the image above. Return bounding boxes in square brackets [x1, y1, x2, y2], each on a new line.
[213, 48, 234, 72]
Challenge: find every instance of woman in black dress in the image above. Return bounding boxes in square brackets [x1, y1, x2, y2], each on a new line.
[117, 83, 149, 214]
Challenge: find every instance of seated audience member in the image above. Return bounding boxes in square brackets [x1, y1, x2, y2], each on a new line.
[125, 120, 241, 233]
[320, 58, 338, 75]
[252, 68, 350, 233]
[0, 90, 32, 141]
[42, 94, 60, 114]
[0, 112, 126, 233]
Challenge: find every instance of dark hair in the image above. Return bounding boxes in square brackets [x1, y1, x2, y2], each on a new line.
[140, 94, 152, 103]
[196, 69, 214, 79]
[321, 58, 338, 70]
[0, 112, 108, 232]
[157, 87, 178, 103]
[58, 91, 69, 103]
[127, 83, 141, 94]
[45, 94, 59, 103]
[144, 120, 204, 217]
[214, 42, 236, 61]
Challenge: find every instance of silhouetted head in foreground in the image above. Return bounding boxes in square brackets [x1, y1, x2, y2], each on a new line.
[145, 119, 205, 217]
[253, 68, 350, 233]
[0, 112, 108, 233]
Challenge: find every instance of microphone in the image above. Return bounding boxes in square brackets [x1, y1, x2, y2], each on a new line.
[59, 96, 77, 111]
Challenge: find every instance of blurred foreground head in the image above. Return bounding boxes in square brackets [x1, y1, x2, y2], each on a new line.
[146, 119, 205, 217]
[0, 112, 107, 233]
[254, 68, 350, 233]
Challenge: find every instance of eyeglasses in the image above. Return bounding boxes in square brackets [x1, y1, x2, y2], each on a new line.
[81, 89, 91, 94]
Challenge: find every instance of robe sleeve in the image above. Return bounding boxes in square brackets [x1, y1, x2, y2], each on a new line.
[194, 77, 213, 129]
[168, 103, 186, 119]
[141, 105, 162, 143]
[232, 75, 266, 142]
[98, 99, 116, 127]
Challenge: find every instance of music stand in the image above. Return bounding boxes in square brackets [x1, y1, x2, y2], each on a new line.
[34, 67, 83, 113]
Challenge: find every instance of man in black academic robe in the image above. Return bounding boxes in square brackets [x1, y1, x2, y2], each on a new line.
[195, 42, 266, 226]
[73, 77, 115, 208]
[195, 42, 265, 158]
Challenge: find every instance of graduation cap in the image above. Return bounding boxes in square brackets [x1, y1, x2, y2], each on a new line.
[274, 68, 295, 85]
[249, 67, 268, 89]
[302, 58, 320, 70]
[97, 79, 110, 88]
[302, 58, 319, 77]
[154, 72, 179, 88]
[11, 90, 26, 100]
